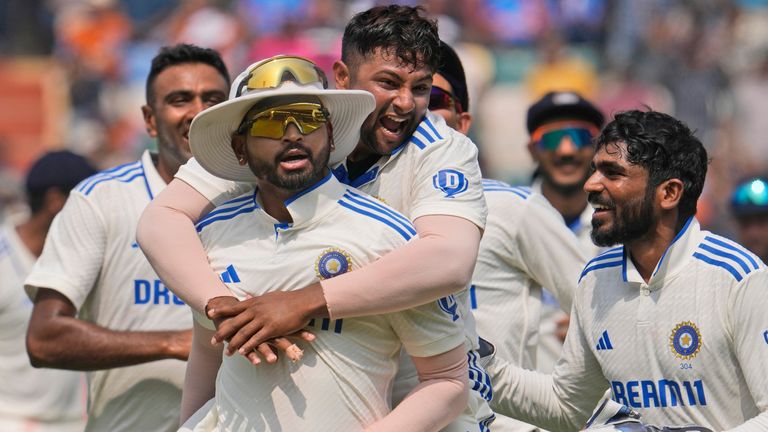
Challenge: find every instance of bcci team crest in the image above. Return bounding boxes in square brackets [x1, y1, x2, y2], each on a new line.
[432, 169, 469, 198]
[315, 248, 352, 280]
[669, 321, 702, 360]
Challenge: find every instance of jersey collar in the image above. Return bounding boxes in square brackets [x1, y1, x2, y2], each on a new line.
[623, 216, 699, 288]
[271, 172, 347, 227]
[141, 150, 169, 200]
[331, 112, 447, 189]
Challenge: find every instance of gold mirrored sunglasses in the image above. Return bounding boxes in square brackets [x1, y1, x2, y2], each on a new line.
[240, 102, 329, 139]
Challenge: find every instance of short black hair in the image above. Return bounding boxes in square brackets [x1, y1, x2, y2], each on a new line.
[145, 43, 230, 105]
[26, 150, 96, 214]
[341, 5, 440, 73]
[596, 110, 708, 223]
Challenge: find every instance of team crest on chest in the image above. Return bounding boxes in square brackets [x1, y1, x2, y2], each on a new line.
[315, 248, 352, 280]
[669, 321, 702, 360]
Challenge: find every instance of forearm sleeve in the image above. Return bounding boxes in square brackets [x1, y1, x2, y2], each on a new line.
[136, 179, 231, 312]
[365, 344, 468, 432]
[322, 215, 481, 319]
[180, 321, 222, 424]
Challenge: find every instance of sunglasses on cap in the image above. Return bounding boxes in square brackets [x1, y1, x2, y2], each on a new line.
[429, 86, 463, 113]
[239, 102, 329, 139]
[235, 56, 328, 97]
[531, 121, 599, 151]
[732, 178, 768, 207]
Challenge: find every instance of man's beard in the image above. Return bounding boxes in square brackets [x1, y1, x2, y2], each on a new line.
[250, 143, 331, 191]
[589, 187, 656, 247]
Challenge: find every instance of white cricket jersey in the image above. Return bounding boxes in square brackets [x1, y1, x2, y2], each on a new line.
[177, 112, 494, 431]
[470, 180, 586, 432]
[25, 151, 191, 432]
[492, 217, 768, 431]
[193, 173, 465, 430]
[0, 224, 85, 432]
[530, 179, 601, 374]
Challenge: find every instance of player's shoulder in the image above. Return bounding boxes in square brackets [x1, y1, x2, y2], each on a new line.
[73, 159, 146, 199]
[196, 191, 259, 234]
[334, 186, 416, 243]
[578, 246, 625, 284]
[691, 231, 765, 283]
[402, 112, 477, 156]
[482, 179, 534, 202]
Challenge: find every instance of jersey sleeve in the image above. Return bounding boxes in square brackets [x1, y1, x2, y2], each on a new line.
[176, 157, 252, 206]
[727, 269, 768, 431]
[387, 298, 466, 358]
[408, 125, 487, 230]
[514, 194, 587, 312]
[24, 193, 107, 310]
[488, 278, 609, 430]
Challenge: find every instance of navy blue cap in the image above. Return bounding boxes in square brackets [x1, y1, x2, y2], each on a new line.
[731, 177, 768, 217]
[26, 150, 97, 195]
[437, 41, 469, 112]
[526, 91, 604, 134]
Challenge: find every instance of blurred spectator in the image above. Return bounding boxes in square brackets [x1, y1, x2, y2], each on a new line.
[730, 176, 768, 262]
[0, 150, 95, 432]
[524, 32, 598, 99]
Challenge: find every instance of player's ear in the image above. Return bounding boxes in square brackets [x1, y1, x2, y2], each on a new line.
[231, 134, 247, 166]
[658, 178, 684, 210]
[333, 61, 350, 90]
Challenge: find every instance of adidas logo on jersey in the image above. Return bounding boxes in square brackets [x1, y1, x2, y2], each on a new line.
[596, 330, 614, 351]
[220, 265, 241, 283]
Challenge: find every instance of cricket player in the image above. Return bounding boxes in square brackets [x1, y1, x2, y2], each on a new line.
[0, 151, 94, 431]
[24, 44, 230, 432]
[488, 110, 768, 430]
[179, 56, 469, 431]
[429, 41, 587, 432]
[139, 6, 494, 431]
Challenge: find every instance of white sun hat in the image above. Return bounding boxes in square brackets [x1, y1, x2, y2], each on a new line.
[189, 55, 375, 182]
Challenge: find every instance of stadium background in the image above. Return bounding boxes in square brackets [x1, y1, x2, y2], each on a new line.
[1, 0, 767, 238]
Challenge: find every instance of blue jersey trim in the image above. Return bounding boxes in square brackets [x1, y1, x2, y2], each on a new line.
[699, 243, 751, 273]
[338, 193, 416, 241]
[653, 216, 694, 276]
[79, 162, 145, 196]
[693, 252, 744, 282]
[703, 235, 759, 270]
[579, 259, 623, 283]
[342, 190, 416, 236]
[196, 193, 259, 233]
[467, 350, 493, 402]
[77, 161, 140, 193]
[284, 172, 332, 206]
[423, 116, 443, 140]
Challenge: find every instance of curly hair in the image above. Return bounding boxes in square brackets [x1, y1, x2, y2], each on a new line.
[146, 43, 230, 105]
[341, 5, 440, 73]
[595, 110, 709, 222]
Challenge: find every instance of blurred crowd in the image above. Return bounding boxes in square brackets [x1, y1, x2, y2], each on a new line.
[1, 0, 767, 236]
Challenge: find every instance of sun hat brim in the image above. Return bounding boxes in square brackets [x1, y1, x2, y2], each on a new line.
[190, 81, 374, 183]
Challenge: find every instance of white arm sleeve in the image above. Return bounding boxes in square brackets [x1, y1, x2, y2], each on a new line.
[488, 291, 608, 430]
[725, 270, 768, 432]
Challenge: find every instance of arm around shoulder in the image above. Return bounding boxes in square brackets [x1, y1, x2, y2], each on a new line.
[365, 343, 468, 432]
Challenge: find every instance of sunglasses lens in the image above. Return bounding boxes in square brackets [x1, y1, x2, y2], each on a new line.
[537, 127, 595, 150]
[237, 56, 328, 96]
[429, 86, 457, 111]
[248, 103, 328, 139]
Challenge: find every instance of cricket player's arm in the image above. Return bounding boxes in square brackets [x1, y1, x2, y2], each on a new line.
[26, 288, 191, 370]
[24, 190, 191, 370]
[726, 270, 768, 431]
[366, 344, 468, 432]
[180, 320, 222, 424]
[488, 291, 607, 430]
